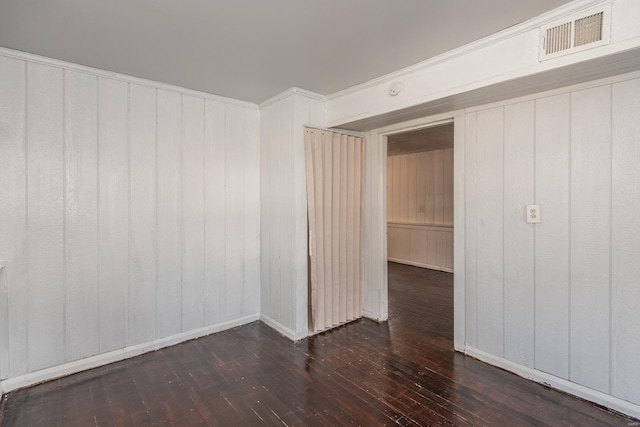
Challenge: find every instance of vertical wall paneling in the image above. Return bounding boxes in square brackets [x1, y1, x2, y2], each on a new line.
[64, 70, 99, 361]
[204, 99, 226, 326]
[258, 105, 269, 317]
[386, 148, 454, 271]
[224, 104, 245, 321]
[460, 78, 640, 410]
[416, 152, 427, 223]
[259, 105, 273, 324]
[569, 86, 611, 392]
[475, 107, 504, 357]
[399, 155, 408, 222]
[97, 77, 129, 353]
[453, 114, 466, 351]
[362, 131, 387, 320]
[26, 62, 65, 371]
[1, 50, 262, 384]
[433, 150, 445, 225]
[611, 78, 640, 405]
[387, 149, 452, 225]
[424, 152, 435, 224]
[276, 98, 293, 327]
[392, 156, 401, 221]
[0, 56, 26, 377]
[128, 84, 157, 345]
[258, 92, 327, 337]
[406, 154, 417, 223]
[156, 89, 183, 338]
[386, 158, 393, 222]
[503, 101, 535, 367]
[443, 148, 454, 226]
[243, 107, 260, 316]
[464, 113, 478, 348]
[181, 95, 206, 331]
[534, 94, 571, 379]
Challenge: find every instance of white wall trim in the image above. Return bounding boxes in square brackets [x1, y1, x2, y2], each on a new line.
[259, 87, 326, 109]
[465, 346, 640, 420]
[260, 313, 308, 341]
[388, 258, 453, 273]
[0, 313, 259, 394]
[326, 0, 610, 100]
[0, 47, 258, 109]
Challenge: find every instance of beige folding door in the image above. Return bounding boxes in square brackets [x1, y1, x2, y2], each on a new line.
[304, 127, 363, 333]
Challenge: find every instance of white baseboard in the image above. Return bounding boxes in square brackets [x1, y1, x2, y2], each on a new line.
[260, 313, 300, 341]
[464, 346, 640, 420]
[0, 313, 260, 394]
[388, 258, 453, 273]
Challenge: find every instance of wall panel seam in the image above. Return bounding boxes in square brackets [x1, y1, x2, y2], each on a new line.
[62, 69, 68, 362]
[96, 77, 101, 353]
[502, 106, 506, 357]
[608, 82, 613, 394]
[24, 61, 30, 374]
[126, 83, 131, 346]
[201, 98, 206, 327]
[533, 99, 537, 369]
[568, 93, 572, 380]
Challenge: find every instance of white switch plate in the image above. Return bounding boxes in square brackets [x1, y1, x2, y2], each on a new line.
[526, 205, 541, 224]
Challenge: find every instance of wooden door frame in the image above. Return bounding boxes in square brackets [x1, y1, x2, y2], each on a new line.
[361, 110, 466, 351]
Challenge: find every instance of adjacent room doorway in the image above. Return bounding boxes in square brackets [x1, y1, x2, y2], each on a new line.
[385, 122, 455, 341]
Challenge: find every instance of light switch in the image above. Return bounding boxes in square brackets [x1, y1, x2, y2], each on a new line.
[526, 205, 541, 224]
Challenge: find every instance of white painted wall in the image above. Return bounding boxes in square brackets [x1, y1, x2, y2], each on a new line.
[461, 72, 640, 413]
[0, 50, 261, 385]
[259, 89, 326, 340]
[327, 0, 640, 129]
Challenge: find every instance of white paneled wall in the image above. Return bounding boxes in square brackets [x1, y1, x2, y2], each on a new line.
[611, 78, 640, 406]
[464, 73, 640, 408]
[386, 149, 453, 271]
[260, 89, 326, 340]
[0, 52, 260, 381]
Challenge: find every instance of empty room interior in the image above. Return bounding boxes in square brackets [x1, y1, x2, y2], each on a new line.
[1, 0, 640, 425]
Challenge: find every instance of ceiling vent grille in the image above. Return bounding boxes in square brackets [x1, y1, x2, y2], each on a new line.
[540, 6, 610, 61]
[545, 22, 573, 54]
[574, 12, 604, 47]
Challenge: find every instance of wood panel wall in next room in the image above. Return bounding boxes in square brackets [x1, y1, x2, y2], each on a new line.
[387, 148, 453, 272]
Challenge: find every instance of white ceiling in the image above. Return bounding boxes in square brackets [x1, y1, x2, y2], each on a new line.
[0, 0, 572, 103]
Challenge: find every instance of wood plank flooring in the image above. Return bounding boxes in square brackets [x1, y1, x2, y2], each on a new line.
[1, 262, 636, 426]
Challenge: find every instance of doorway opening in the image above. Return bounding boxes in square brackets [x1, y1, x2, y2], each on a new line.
[385, 122, 454, 342]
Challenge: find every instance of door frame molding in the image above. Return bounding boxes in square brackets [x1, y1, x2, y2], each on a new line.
[361, 110, 466, 351]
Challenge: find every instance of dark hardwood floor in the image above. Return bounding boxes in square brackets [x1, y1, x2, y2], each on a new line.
[1, 262, 636, 426]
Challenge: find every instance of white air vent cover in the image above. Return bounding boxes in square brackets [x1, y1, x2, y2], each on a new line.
[540, 5, 611, 61]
